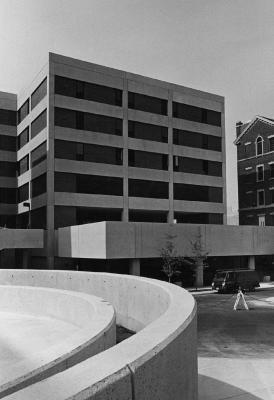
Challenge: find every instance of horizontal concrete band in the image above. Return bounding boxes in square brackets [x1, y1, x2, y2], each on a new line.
[1, 270, 197, 400]
[0, 284, 116, 399]
[0, 229, 44, 251]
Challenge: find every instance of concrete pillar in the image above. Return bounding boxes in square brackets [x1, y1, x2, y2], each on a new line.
[167, 89, 174, 223]
[122, 78, 129, 223]
[129, 258, 140, 276]
[195, 258, 204, 288]
[248, 256, 255, 270]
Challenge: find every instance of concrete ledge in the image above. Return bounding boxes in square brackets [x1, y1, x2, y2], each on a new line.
[0, 229, 43, 250]
[0, 285, 116, 398]
[1, 270, 197, 400]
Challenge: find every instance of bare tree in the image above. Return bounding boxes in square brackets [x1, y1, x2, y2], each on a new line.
[189, 229, 209, 288]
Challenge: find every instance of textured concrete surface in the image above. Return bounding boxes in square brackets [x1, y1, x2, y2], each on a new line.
[58, 221, 274, 259]
[197, 288, 274, 400]
[0, 229, 43, 250]
[0, 270, 197, 400]
[0, 285, 116, 398]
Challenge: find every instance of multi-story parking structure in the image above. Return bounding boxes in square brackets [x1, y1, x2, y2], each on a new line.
[235, 116, 274, 226]
[1, 53, 226, 268]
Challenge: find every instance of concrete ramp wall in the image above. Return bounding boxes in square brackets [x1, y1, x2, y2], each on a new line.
[0, 270, 197, 400]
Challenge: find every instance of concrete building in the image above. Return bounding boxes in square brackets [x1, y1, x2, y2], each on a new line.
[235, 116, 274, 226]
[0, 53, 226, 270]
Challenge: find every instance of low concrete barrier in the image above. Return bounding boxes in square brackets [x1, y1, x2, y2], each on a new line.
[0, 284, 116, 398]
[0, 270, 197, 400]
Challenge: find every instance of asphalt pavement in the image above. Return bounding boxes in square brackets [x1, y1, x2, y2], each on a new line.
[196, 285, 274, 400]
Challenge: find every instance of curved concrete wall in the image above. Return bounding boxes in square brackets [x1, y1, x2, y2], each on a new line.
[0, 270, 197, 400]
[0, 285, 116, 398]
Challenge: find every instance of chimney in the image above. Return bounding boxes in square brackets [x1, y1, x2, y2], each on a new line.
[236, 121, 243, 137]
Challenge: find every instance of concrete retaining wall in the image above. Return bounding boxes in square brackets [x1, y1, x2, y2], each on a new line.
[0, 284, 116, 398]
[0, 270, 197, 400]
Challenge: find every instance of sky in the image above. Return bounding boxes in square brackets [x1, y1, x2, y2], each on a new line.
[1, 0, 274, 215]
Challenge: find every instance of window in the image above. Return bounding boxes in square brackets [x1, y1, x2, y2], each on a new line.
[172, 102, 221, 126]
[0, 134, 16, 151]
[17, 127, 29, 150]
[54, 107, 122, 136]
[128, 179, 169, 199]
[128, 92, 167, 115]
[0, 161, 16, 177]
[55, 140, 123, 165]
[0, 109, 16, 126]
[173, 156, 222, 177]
[31, 78, 47, 110]
[18, 155, 29, 175]
[0, 187, 16, 204]
[128, 150, 168, 170]
[257, 189, 265, 206]
[18, 183, 29, 203]
[173, 129, 222, 151]
[31, 141, 47, 167]
[17, 100, 29, 124]
[258, 215, 265, 226]
[31, 173, 47, 198]
[55, 76, 122, 107]
[54, 172, 123, 196]
[270, 189, 274, 204]
[128, 121, 168, 143]
[269, 137, 274, 152]
[270, 164, 274, 178]
[174, 183, 223, 203]
[31, 109, 47, 138]
[256, 165, 264, 181]
[256, 136, 263, 156]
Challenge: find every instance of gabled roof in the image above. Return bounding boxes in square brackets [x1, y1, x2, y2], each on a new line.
[234, 115, 274, 145]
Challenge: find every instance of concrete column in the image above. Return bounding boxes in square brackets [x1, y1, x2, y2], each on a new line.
[129, 258, 140, 276]
[167, 89, 174, 223]
[122, 78, 129, 222]
[195, 258, 204, 288]
[248, 256, 255, 270]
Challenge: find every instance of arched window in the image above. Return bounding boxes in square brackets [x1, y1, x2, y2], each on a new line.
[256, 136, 263, 156]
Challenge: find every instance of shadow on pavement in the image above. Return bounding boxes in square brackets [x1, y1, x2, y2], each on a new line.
[198, 374, 263, 400]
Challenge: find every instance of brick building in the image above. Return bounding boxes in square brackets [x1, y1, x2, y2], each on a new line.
[235, 116, 274, 226]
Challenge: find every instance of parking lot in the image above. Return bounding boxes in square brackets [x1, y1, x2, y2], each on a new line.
[195, 287, 274, 400]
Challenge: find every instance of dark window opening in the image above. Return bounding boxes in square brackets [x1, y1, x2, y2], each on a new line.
[31, 109, 47, 138]
[31, 141, 47, 167]
[173, 129, 221, 151]
[0, 134, 16, 151]
[18, 155, 29, 176]
[55, 75, 122, 106]
[128, 121, 168, 143]
[129, 210, 167, 223]
[31, 173, 47, 198]
[128, 92, 167, 115]
[17, 127, 29, 150]
[55, 139, 123, 165]
[17, 100, 29, 124]
[174, 183, 223, 203]
[54, 172, 123, 196]
[55, 107, 122, 136]
[173, 156, 222, 177]
[0, 161, 16, 177]
[172, 102, 221, 126]
[18, 183, 29, 203]
[256, 137, 263, 156]
[31, 78, 47, 110]
[0, 108, 16, 126]
[128, 149, 168, 170]
[257, 190, 265, 206]
[174, 212, 223, 225]
[0, 187, 16, 204]
[129, 179, 168, 199]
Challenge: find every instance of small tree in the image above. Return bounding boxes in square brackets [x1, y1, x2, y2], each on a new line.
[160, 233, 185, 283]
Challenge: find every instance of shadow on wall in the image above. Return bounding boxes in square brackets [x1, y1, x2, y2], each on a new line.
[199, 375, 263, 400]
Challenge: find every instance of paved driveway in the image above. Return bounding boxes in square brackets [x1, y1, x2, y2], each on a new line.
[196, 289, 274, 400]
